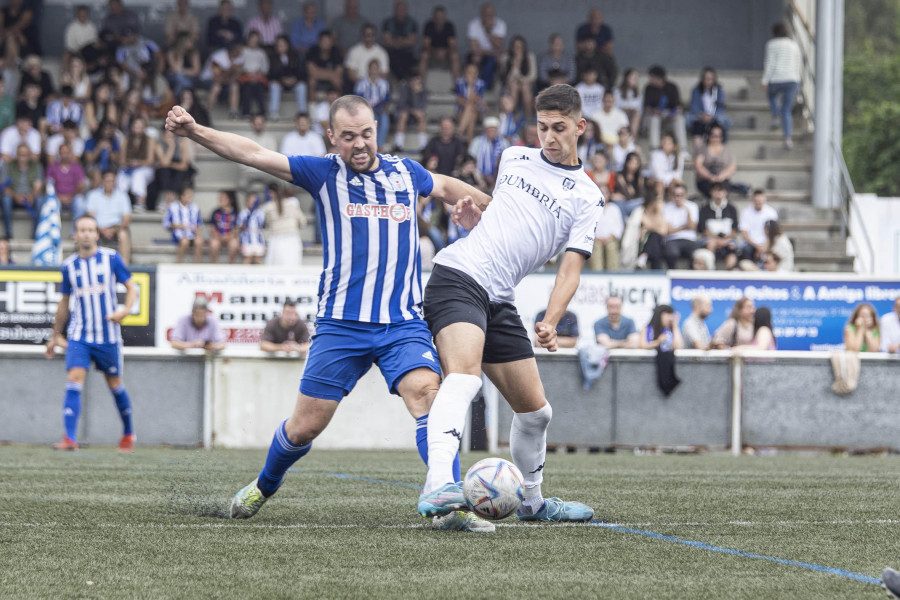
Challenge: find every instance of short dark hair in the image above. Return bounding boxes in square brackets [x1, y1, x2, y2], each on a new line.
[710, 181, 726, 192]
[535, 84, 582, 117]
[752, 188, 766, 196]
[74, 214, 98, 228]
[101, 169, 117, 178]
[62, 119, 78, 130]
[283, 299, 297, 308]
[328, 95, 373, 130]
[648, 65, 666, 79]
[295, 111, 310, 121]
[772, 22, 788, 37]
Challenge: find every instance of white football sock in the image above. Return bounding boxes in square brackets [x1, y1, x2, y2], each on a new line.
[424, 373, 483, 493]
[510, 403, 552, 514]
[417, 131, 427, 150]
[394, 132, 405, 149]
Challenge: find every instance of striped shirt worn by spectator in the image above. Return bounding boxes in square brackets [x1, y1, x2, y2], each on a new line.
[238, 203, 266, 248]
[46, 100, 84, 129]
[469, 134, 509, 178]
[164, 201, 203, 241]
[247, 16, 283, 46]
[354, 77, 391, 110]
[61, 247, 131, 344]
[762, 37, 802, 84]
[453, 77, 486, 113]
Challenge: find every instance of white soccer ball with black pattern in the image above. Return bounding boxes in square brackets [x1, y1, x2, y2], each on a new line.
[462, 457, 525, 520]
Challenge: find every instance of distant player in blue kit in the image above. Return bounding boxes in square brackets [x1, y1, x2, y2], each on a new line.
[45, 215, 137, 452]
[165, 96, 495, 531]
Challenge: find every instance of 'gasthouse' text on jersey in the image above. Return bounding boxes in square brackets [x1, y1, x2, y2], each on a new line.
[495, 172, 563, 219]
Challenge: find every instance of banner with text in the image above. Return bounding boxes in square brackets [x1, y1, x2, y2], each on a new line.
[668, 272, 900, 350]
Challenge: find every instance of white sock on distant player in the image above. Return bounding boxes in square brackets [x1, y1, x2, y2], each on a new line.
[510, 403, 552, 514]
[417, 132, 427, 150]
[394, 132, 405, 150]
[424, 373, 483, 493]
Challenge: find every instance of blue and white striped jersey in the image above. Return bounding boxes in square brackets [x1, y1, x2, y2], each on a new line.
[163, 201, 203, 241]
[289, 153, 433, 323]
[60, 248, 132, 344]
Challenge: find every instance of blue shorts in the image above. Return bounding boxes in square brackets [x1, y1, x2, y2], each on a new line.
[65, 340, 124, 377]
[300, 318, 440, 401]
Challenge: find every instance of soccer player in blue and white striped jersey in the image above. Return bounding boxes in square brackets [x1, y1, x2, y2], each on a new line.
[45, 215, 138, 451]
[167, 95, 495, 531]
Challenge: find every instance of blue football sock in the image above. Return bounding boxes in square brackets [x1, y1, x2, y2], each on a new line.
[415, 414, 461, 482]
[111, 385, 134, 436]
[63, 382, 82, 442]
[257, 420, 311, 497]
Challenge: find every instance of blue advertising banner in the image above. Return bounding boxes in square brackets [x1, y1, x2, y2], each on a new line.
[668, 272, 900, 351]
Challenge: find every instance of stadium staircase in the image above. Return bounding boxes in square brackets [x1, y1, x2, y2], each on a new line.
[7, 67, 852, 272]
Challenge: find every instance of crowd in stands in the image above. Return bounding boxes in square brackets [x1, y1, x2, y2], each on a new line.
[0, 0, 803, 273]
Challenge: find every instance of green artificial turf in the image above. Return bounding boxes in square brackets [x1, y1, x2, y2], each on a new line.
[1, 446, 898, 599]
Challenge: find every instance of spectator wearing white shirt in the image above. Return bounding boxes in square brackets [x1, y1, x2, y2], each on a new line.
[279, 113, 326, 157]
[345, 24, 389, 83]
[64, 5, 98, 67]
[739, 189, 779, 262]
[662, 181, 698, 269]
[574, 68, 605, 121]
[0, 115, 41, 162]
[586, 202, 623, 271]
[467, 3, 506, 88]
[202, 43, 243, 117]
[614, 68, 643, 139]
[880, 298, 900, 354]
[762, 23, 802, 149]
[46, 86, 84, 135]
[593, 90, 629, 146]
[238, 31, 270, 118]
[86, 170, 132, 263]
[610, 126, 635, 173]
[647, 133, 684, 197]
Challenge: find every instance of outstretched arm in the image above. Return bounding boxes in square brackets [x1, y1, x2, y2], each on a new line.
[430, 173, 491, 210]
[535, 250, 586, 352]
[165, 105, 293, 182]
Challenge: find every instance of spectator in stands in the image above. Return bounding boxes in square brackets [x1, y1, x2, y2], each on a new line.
[81, 37, 114, 82]
[46, 86, 84, 135]
[101, 0, 140, 47]
[535, 308, 579, 348]
[640, 304, 683, 351]
[310, 83, 336, 140]
[643, 64, 686, 150]
[454, 62, 486, 143]
[698, 182, 739, 270]
[468, 116, 508, 188]
[354, 59, 390, 150]
[306, 30, 344, 98]
[15, 82, 45, 133]
[661, 181, 698, 269]
[537, 33, 575, 88]
[329, 0, 369, 53]
[237, 114, 278, 191]
[209, 189, 240, 264]
[576, 118, 602, 165]
[614, 68, 642, 139]
[762, 22, 801, 150]
[648, 133, 684, 197]
[420, 5, 460, 81]
[593, 90, 629, 147]
[575, 67, 605, 121]
[154, 128, 195, 212]
[246, 0, 282, 49]
[280, 112, 325, 157]
[711, 296, 755, 349]
[164, 184, 203, 263]
[268, 35, 308, 120]
[0, 236, 11, 264]
[264, 183, 306, 266]
[844, 303, 880, 353]
[575, 8, 613, 56]
[635, 193, 666, 270]
[499, 35, 536, 119]
[586, 201, 623, 272]
[691, 248, 715, 270]
[0, 55, 16, 99]
[611, 126, 636, 173]
[238, 31, 270, 119]
[614, 151, 646, 219]
[105, 64, 130, 102]
[238, 191, 266, 264]
[0, 114, 40, 161]
[117, 115, 156, 212]
[694, 124, 743, 199]
[83, 81, 118, 137]
[879, 297, 900, 354]
[345, 24, 389, 84]
[85, 169, 131, 263]
[393, 71, 428, 153]
[422, 116, 466, 177]
[758, 251, 782, 273]
[0, 142, 43, 238]
[594, 294, 638, 349]
[0, 79, 12, 130]
[115, 27, 161, 85]
[164, 0, 200, 47]
[2, 0, 39, 60]
[687, 67, 733, 153]
[382, 1, 418, 82]
[289, 2, 323, 53]
[165, 32, 202, 98]
[260, 299, 311, 354]
[682, 293, 712, 350]
[732, 307, 776, 352]
[60, 56, 92, 105]
[47, 143, 88, 219]
[45, 119, 85, 162]
[64, 6, 99, 70]
[202, 41, 242, 117]
[83, 119, 121, 176]
[178, 87, 211, 128]
[456, 153, 488, 195]
[518, 123, 540, 149]
[586, 150, 614, 199]
[756, 219, 794, 272]
[497, 93, 523, 143]
[739, 189, 779, 262]
[207, 0, 243, 53]
[467, 3, 506, 89]
[574, 35, 616, 92]
[170, 297, 226, 351]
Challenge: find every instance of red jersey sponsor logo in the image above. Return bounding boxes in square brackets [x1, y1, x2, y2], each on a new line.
[345, 203, 412, 222]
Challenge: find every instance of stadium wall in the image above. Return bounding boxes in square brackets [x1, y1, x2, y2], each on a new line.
[38, 0, 782, 71]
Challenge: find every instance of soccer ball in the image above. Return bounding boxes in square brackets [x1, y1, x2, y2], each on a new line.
[462, 457, 524, 520]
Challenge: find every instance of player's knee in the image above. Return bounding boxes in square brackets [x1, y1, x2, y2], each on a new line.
[284, 418, 322, 445]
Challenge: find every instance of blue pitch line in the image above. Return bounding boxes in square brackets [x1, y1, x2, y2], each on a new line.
[325, 472, 424, 491]
[592, 522, 882, 586]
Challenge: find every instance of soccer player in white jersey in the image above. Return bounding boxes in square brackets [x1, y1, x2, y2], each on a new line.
[166, 96, 495, 531]
[417, 84, 605, 523]
[45, 215, 138, 451]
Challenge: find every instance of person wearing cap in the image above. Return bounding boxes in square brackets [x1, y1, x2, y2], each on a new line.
[467, 115, 508, 187]
[46, 86, 85, 134]
[170, 296, 227, 351]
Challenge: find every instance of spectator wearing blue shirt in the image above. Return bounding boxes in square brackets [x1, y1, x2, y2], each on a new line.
[85, 170, 132, 263]
[164, 186, 204, 263]
[593, 295, 639, 349]
[290, 2, 325, 53]
[535, 309, 579, 348]
[354, 59, 391, 150]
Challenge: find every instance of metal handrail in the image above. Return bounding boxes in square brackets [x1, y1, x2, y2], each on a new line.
[786, 0, 818, 125]
[832, 140, 875, 274]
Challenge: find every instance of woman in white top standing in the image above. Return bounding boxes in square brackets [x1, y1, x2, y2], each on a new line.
[647, 133, 684, 198]
[264, 183, 307, 266]
[762, 22, 801, 149]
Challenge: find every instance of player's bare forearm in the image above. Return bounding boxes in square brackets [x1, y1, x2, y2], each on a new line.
[430, 173, 491, 210]
[51, 297, 70, 338]
[123, 279, 138, 313]
[541, 251, 586, 327]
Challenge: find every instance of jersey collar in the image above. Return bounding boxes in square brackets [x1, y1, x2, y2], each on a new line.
[539, 150, 583, 171]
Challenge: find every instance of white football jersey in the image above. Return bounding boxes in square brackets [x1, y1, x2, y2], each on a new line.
[434, 146, 605, 303]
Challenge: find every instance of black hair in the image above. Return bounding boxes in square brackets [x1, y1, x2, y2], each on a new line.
[649, 65, 666, 79]
[220, 189, 239, 213]
[698, 66, 717, 92]
[650, 304, 675, 340]
[535, 84, 582, 117]
[753, 307, 774, 339]
[772, 22, 788, 37]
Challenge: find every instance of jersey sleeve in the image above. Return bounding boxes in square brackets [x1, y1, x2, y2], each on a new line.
[288, 155, 332, 194]
[404, 158, 434, 197]
[60, 264, 72, 295]
[111, 253, 132, 283]
[566, 187, 606, 257]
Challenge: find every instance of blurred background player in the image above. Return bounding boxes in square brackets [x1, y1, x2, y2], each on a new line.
[44, 215, 137, 452]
